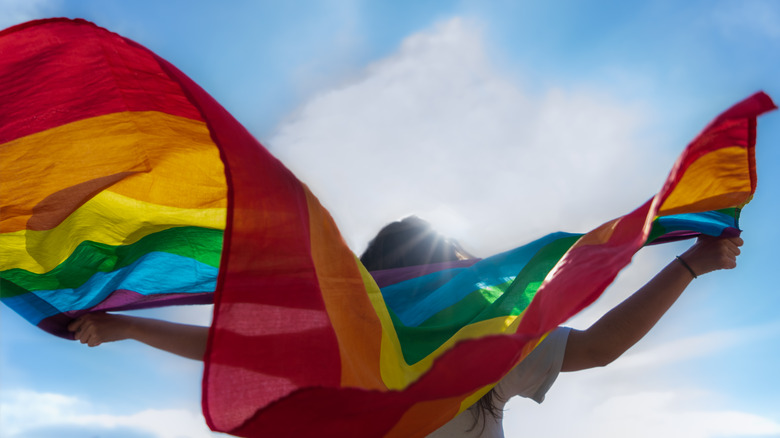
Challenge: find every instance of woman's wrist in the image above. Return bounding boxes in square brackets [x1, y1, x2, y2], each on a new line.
[116, 314, 141, 341]
[675, 255, 697, 279]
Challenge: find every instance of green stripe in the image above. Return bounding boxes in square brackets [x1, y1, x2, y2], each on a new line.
[645, 221, 668, 244]
[393, 234, 580, 364]
[0, 226, 223, 296]
[719, 207, 740, 228]
[0, 278, 29, 300]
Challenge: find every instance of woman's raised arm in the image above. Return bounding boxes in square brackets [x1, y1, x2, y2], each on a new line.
[561, 235, 743, 372]
[68, 313, 209, 361]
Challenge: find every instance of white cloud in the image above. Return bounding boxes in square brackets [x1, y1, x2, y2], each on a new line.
[0, 389, 218, 438]
[0, 0, 59, 30]
[269, 17, 664, 257]
[586, 390, 780, 438]
[505, 377, 780, 438]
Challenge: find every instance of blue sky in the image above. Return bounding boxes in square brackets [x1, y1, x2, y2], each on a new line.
[1, 1, 779, 437]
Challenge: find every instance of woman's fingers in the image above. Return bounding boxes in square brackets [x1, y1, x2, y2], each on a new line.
[728, 237, 743, 256]
[67, 316, 85, 333]
[69, 313, 107, 347]
[684, 236, 745, 275]
[721, 237, 743, 267]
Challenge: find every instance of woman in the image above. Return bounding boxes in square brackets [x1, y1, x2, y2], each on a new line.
[69, 216, 743, 437]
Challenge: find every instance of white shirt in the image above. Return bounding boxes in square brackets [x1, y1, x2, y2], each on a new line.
[426, 327, 571, 438]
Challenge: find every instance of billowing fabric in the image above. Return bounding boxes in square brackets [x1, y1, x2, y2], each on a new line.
[0, 18, 776, 438]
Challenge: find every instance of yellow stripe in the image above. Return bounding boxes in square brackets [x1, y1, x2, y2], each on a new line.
[659, 146, 752, 215]
[0, 190, 225, 274]
[1, 111, 226, 233]
[357, 266, 401, 385]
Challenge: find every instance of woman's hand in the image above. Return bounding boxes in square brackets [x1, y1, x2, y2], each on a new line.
[68, 312, 209, 360]
[678, 235, 744, 278]
[68, 312, 133, 347]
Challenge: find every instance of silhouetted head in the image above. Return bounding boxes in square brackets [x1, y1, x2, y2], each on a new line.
[360, 216, 472, 270]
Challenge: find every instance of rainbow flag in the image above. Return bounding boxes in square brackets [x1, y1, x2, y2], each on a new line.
[0, 19, 775, 438]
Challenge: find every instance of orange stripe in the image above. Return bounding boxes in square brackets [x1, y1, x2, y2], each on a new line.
[1, 111, 226, 232]
[304, 186, 386, 390]
[569, 217, 620, 248]
[384, 397, 460, 438]
[659, 146, 752, 216]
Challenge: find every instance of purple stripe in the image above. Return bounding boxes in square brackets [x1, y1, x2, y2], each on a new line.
[370, 259, 480, 288]
[38, 290, 214, 339]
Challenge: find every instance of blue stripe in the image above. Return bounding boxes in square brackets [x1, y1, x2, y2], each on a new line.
[382, 232, 577, 327]
[1, 285, 63, 325]
[2, 252, 218, 324]
[656, 210, 738, 236]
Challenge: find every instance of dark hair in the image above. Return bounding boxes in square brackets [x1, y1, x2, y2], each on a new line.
[360, 216, 471, 270]
[360, 216, 501, 429]
[469, 390, 505, 432]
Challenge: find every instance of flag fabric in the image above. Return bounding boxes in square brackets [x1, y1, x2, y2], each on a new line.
[0, 18, 226, 338]
[0, 18, 775, 438]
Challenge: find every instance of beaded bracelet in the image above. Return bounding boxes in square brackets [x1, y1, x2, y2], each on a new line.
[675, 256, 697, 279]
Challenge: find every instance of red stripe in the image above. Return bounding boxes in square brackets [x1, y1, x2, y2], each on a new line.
[657, 92, 777, 204]
[147, 44, 343, 432]
[748, 117, 758, 192]
[518, 200, 652, 336]
[0, 18, 202, 144]
[231, 333, 538, 438]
